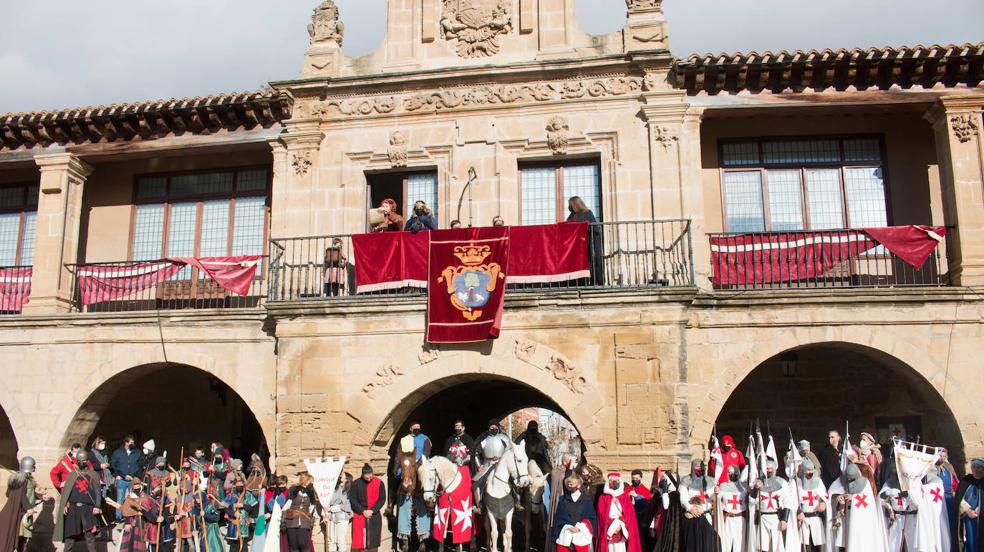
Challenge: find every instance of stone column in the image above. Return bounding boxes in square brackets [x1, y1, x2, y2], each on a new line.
[641, 90, 708, 290]
[23, 153, 92, 314]
[269, 122, 325, 240]
[925, 95, 984, 286]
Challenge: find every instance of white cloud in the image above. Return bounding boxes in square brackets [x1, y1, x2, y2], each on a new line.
[1, 0, 981, 113]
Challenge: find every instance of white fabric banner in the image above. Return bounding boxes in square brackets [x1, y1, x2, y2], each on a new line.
[304, 456, 347, 503]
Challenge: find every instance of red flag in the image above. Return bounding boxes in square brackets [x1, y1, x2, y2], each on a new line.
[426, 227, 510, 343]
[77, 261, 184, 305]
[863, 225, 946, 268]
[170, 256, 261, 296]
[352, 232, 429, 293]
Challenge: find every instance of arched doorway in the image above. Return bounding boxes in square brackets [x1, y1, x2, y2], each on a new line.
[713, 343, 965, 468]
[0, 406, 18, 469]
[61, 363, 268, 465]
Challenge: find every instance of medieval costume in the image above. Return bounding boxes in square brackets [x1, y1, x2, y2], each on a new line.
[115, 481, 148, 552]
[954, 459, 984, 552]
[795, 458, 829, 552]
[796, 441, 822, 480]
[444, 427, 476, 470]
[596, 473, 641, 552]
[351, 465, 385, 552]
[263, 478, 288, 552]
[50, 451, 78, 493]
[370, 199, 405, 233]
[551, 477, 596, 552]
[475, 420, 512, 483]
[854, 432, 883, 483]
[142, 485, 175, 552]
[326, 474, 353, 552]
[516, 421, 553, 474]
[0, 458, 40, 552]
[710, 436, 747, 485]
[880, 470, 919, 552]
[224, 485, 259, 552]
[206, 448, 228, 502]
[916, 466, 951, 552]
[173, 462, 197, 552]
[283, 478, 321, 552]
[224, 459, 247, 497]
[652, 473, 684, 552]
[829, 461, 890, 552]
[54, 451, 102, 552]
[627, 471, 652, 552]
[546, 456, 580, 552]
[717, 466, 747, 552]
[677, 460, 715, 552]
[144, 456, 169, 491]
[749, 459, 798, 552]
[395, 428, 432, 547]
[199, 486, 227, 552]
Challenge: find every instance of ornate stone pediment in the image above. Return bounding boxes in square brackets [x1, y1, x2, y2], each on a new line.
[441, 0, 513, 58]
[626, 0, 662, 11]
[308, 0, 344, 46]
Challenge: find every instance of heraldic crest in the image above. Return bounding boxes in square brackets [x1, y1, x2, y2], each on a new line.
[438, 244, 504, 321]
[440, 0, 513, 58]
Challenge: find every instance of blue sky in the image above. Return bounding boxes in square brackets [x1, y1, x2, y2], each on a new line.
[1, 0, 980, 113]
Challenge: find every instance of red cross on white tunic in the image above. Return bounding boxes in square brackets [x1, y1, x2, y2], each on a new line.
[854, 494, 869, 509]
[697, 491, 709, 504]
[803, 491, 819, 507]
[896, 496, 905, 508]
[727, 494, 742, 510]
[762, 492, 778, 509]
[930, 487, 943, 504]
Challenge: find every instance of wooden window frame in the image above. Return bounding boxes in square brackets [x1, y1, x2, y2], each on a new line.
[365, 168, 438, 229]
[518, 159, 602, 225]
[127, 166, 271, 263]
[0, 182, 39, 266]
[718, 135, 891, 233]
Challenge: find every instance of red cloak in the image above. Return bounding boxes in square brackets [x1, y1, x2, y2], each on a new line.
[595, 487, 641, 552]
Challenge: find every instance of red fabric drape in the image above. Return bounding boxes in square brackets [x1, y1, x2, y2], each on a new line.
[0, 267, 31, 312]
[863, 225, 947, 269]
[507, 223, 589, 283]
[77, 261, 184, 306]
[169, 256, 261, 296]
[352, 232, 429, 293]
[426, 227, 510, 343]
[433, 467, 474, 544]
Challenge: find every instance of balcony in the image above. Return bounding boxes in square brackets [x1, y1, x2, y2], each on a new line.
[268, 220, 695, 302]
[65, 258, 268, 313]
[0, 266, 31, 315]
[709, 228, 948, 290]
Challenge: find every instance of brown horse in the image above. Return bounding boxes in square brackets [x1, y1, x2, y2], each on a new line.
[395, 449, 425, 552]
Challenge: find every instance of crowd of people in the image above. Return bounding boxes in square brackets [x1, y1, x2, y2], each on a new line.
[367, 197, 598, 235]
[0, 423, 981, 552]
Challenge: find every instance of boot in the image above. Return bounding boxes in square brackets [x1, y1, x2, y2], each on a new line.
[417, 540, 427, 552]
[399, 538, 409, 552]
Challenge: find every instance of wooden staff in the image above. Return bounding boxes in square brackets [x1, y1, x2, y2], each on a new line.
[234, 469, 253, 550]
[197, 477, 210, 552]
[154, 453, 173, 552]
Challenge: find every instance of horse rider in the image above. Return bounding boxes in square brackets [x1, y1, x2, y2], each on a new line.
[473, 419, 515, 511]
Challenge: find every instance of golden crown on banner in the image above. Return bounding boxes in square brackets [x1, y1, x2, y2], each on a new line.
[453, 244, 492, 266]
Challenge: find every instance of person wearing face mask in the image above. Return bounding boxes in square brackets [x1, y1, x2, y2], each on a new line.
[717, 465, 747, 552]
[351, 464, 385, 552]
[138, 440, 158, 478]
[853, 432, 883, 483]
[750, 459, 797, 552]
[49, 443, 82, 493]
[54, 450, 102, 552]
[547, 454, 581, 552]
[326, 473, 353, 552]
[404, 200, 438, 233]
[395, 423, 432, 549]
[597, 472, 641, 552]
[829, 461, 890, 551]
[111, 435, 142, 520]
[797, 458, 830, 552]
[626, 469, 652, 542]
[89, 436, 111, 499]
[473, 420, 514, 507]
[444, 419, 476, 471]
[551, 474, 597, 552]
[678, 459, 716, 552]
[709, 435, 747, 485]
[917, 465, 952, 552]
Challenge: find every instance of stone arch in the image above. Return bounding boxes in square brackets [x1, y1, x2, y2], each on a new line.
[688, 325, 967, 461]
[56, 360, 274, 464]
[348, 339, 605, 462]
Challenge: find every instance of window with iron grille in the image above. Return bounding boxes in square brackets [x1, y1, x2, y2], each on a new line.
[0, 183, 39, 266]
[720, 137, 888, 232]
[131, 168, 269, 274]
[519, 161, 601, 225]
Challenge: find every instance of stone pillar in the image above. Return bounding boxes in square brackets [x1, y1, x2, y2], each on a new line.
[624, 0, 669, 52]
[23, 153, 92, 314]
[641, 90, 708, 289]
[269, 122, 325, 240]
[925, 95, 984, 286]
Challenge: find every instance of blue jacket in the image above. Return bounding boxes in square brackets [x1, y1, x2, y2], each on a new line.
[404, 215, 437, 233]
[111, 446, 143, 478]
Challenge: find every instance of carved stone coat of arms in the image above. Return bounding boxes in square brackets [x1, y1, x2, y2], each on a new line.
[441, 0, 512, 58]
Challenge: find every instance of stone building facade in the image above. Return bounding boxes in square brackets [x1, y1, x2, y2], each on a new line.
[1, 0, 984, 542]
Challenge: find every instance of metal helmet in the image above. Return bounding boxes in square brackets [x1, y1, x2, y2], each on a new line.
[924, 465, 942, 485]
[18, 456, 35, 475]
[843, 462, 867, 494]
[683, 459, 713, 491]
[719, 465, 743, 493]
[799, 457, 819, 490]
[75, 450, 90, 464]
[761, 459, 784, 492]
[727, 465, 740, 481]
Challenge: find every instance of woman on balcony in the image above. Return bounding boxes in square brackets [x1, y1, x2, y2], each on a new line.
[566, 197, 604, 286]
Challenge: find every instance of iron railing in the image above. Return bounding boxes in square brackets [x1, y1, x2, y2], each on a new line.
[709, 228, 948, 290]
[268, 220, 694, 302]
[0, 266, 31, 314]
[66, 257, 268, 313]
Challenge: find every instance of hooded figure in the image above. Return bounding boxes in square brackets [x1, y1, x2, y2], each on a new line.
[711, 436, 748, 485]
[677, 460, 715, 552]
[829, 461, 890, 551]
[953, 458, 984, 552]
[750, 459, 797, 552]
[596, 473, 641, 552]
[796, 457, 830, 552]
[0, 457, 40, 552]
[54, 450, 103, 551]
[716, 465, 747, 552]
[913, 466, 950, 552]
[879, 464, 918, 552]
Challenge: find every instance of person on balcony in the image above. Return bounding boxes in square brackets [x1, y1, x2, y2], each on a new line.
[566, 197, 604, 286]
[492, 216, 506, 227]
[370, 199, 404, 232]
[404, 201, 437, 233]
[324, 238, 349, 297]
[450, 219, 463, 229]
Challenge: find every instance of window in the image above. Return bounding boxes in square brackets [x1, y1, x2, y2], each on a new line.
[720, 137, 887, 232]
[366, 171, 439, 227]
[0, 183, 39, 266]
[131, 168, 269, 273]
[519, 162, 601, 225]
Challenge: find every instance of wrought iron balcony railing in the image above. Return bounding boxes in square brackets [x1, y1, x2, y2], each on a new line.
[0, 266, 31, 315]
[268, 220, 695, 302]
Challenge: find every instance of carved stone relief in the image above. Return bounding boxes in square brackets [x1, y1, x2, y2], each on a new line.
[546, 116, 570, 155]
[361, 363, 408, 398]
[625, 0, 662, 11]
[951, 113, 980, 143]
[308, 0, 344, 46]
[387, 131, 409, 167]
[292, 151, 313, 175]
[513, 339, 587, 394]
[653, 125, 678, 149]
[441, 0, 513, 58]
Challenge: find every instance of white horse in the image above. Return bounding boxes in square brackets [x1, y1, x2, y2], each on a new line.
[484, 442, 533, 552]
[419, 456, 472, 552]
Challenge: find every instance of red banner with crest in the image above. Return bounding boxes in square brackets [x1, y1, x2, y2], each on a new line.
[426, 227, 510, 343]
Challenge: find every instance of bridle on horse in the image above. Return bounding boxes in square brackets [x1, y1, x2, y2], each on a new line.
[494, 447, 530, 487]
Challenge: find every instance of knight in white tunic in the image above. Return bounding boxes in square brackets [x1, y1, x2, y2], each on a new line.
[915, 466, 951, 552]
[795, 458, 829, 552]
[879, 468, 919, 552]
[717, 465, 748, 552]
[750, 459, 797, 552]
[829, 462, 890, 552]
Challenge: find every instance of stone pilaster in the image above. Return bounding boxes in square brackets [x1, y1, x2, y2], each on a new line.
[925, 95, 984, 286]
[23, 153, 92, 314]
[269, 120, 325, 243]
[624, 0, 669, 52]
[640, 91, 707, 289]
